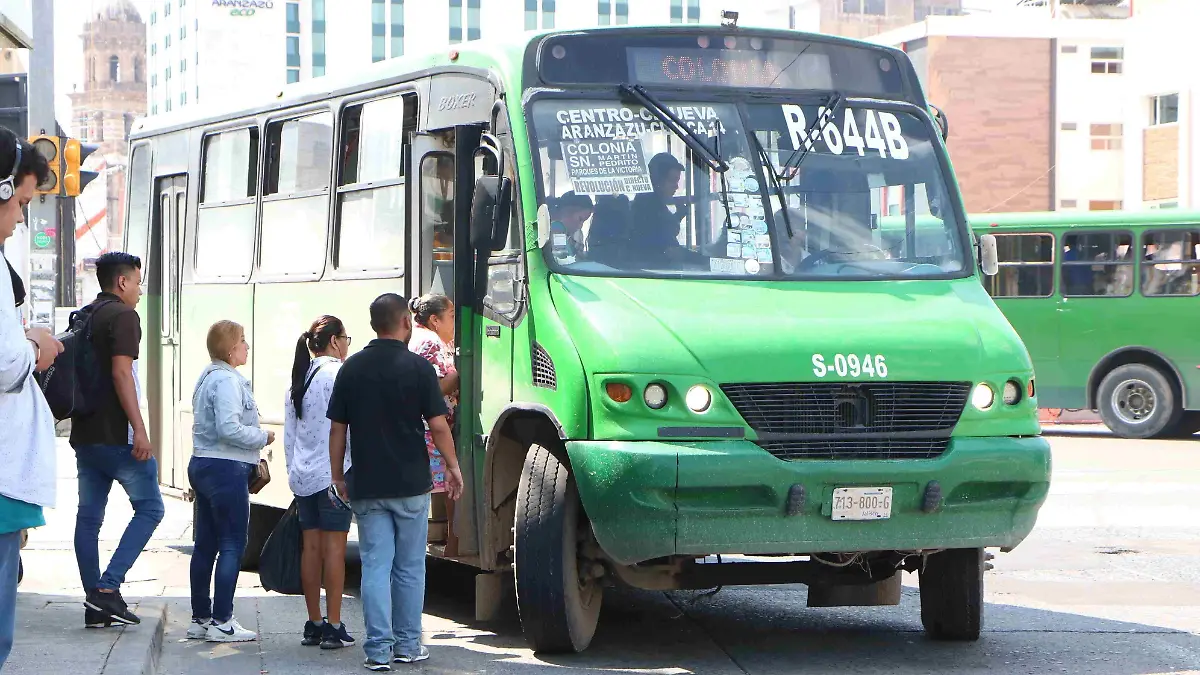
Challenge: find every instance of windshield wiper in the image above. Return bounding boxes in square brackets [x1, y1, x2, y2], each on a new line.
[780, 91, 844, 175]
[750, 132, 795, 239]
[619, 83, 728, 173]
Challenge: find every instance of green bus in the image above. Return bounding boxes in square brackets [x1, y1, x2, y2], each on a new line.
[125, 25, 1050, 652]
[971, 211, 1200, 439]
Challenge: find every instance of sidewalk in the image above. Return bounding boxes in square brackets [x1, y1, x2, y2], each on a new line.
[7, 592, 166, 675]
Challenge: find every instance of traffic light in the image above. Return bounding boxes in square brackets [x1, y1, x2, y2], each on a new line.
[63, 139, 100, 197]
[29, 133, 60, 195]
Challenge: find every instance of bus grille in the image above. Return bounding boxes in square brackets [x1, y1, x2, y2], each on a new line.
[719, 381, 970, 460]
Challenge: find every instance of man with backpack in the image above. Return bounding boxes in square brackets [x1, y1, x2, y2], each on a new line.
[0, 129, 59, 670]
[68, 251, 163, 627]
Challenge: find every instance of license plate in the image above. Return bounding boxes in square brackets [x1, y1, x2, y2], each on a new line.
[831, 487, 893, 521]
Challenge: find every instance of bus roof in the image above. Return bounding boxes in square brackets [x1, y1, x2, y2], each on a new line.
[968, 210, 1200, 231]
[130, 24, 912, 141]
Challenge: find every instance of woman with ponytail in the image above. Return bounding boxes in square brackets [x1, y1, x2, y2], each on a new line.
[282, 315, 356, 650]
[407, 294, 461, 554]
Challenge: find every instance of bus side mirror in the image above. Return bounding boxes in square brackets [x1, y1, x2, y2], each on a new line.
[470, 175, 513, 252]
[979, 234, 999, 276]
[931, 104, 949, 141]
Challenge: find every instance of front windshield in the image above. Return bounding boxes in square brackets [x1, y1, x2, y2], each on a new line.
[529, 96, 967, 279]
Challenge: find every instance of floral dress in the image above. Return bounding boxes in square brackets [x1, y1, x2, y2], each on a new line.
[410, 325, 458, 493]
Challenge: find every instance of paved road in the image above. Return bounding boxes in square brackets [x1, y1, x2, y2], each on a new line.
[12, 430, 1200, 674]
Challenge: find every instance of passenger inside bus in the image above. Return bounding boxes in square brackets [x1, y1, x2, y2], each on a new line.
[545, 191, 594, 264]
[629, 153, 697, 266]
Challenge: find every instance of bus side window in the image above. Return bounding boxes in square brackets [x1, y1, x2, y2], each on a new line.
[336, 93, 417, 273]
[1142, 229, 1200, 297]
[985, 233, 1054, 298]
[126, 145, 152, 284]
[260, 111, 334, 278]
[196, 127, 258, 279]
[1061, 231, 1132, 297]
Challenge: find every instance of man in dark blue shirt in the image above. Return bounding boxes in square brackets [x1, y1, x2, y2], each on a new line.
[327, 293, 462, 669]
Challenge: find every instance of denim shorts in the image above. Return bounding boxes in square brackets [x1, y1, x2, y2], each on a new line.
[297, 489, 353, 532]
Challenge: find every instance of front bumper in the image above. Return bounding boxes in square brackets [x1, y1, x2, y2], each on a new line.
[566, 436, 1051, 565]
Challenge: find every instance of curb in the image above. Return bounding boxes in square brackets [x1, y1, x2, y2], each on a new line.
[101, 601, 167, 675]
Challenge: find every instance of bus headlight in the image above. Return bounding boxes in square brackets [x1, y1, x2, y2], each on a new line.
[686, 385, 712, 413]
[1003, 380, 1022, 406]
[644, 383, 668, 410]
[971, 383, 995, 411]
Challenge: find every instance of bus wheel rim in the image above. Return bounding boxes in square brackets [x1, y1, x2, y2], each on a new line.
[1112, 378, 1156, 425]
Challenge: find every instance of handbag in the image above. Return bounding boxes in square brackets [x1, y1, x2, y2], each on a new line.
[248, 459, 271, 494]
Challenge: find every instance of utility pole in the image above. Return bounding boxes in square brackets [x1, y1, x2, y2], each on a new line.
[26, 0, 59, 328]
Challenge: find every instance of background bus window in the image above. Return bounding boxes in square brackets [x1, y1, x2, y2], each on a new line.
[1142, 229, 1200, 296]
[125, 145, 151, 285]
[985, 233, 1055, 298]
[1061, 231, 1132, 297]
[261, 112, 334, 277]
[196, 127, 258, 278]
[336, 94, 415, 273]
[421, 152, 455, 298]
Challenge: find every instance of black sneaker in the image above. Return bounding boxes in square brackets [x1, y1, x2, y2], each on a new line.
[320, 621, 355, 650]
[84, 589, 140, 626]
[85, 607, 113, 629]
[302, 619, 324, 646]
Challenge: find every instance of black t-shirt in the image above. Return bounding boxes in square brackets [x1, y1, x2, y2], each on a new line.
[326, 338, 449, 500]
[70, 293, 141, 447]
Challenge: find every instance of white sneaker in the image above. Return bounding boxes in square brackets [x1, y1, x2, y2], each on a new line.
[205, 617, 257, 642]
[185, 618, 211, 640]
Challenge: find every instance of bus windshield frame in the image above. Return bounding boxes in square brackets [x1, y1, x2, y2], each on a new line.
[526, 87, 972, 283]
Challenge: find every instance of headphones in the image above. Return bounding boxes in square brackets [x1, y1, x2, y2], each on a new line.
[0, 128, 21, 203]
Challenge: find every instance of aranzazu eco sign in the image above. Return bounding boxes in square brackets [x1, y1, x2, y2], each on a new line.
[212, 0, 275, 17]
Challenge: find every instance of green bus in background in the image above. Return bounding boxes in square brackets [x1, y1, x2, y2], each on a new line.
[125, 24, 1050, 653]
[973, 210, 1200, 439]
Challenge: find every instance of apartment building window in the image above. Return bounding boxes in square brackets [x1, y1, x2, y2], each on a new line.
[180, 58, 187, 73]
[615, 0, 628, 23]
[686, 0, 699, 22]
[165, 34, 172, 48]
[1089, 200, 1123, 211]
[166, 66, 172, 80]
[1151, 93, 1179, 125]
[543, 0, 555, 28]
[150, 11, 156, 25]
[151, 44, 157, 56]
[1060, 122, 1077, 131]
[180, 25, 186, 39]
[287, 37, 300, 68]
[181, 91, 187, 106]
[526, 0, 537, 29]
[1090, 123, 1122, 150]
[449, 0, 462, 43]
[1059, 199, 1078, 208]
[314, 0, 327, 75]
[914, 1, 960, 20]
[286, 2, 301, 33]
[164, 2, 170, 16]
[389, 0, 403, 58]
[598, 0, 610, 25]
[372, 0, 386, 61]
[287, 69, 300, 84]
[844, 0, 887, 15]
[1089, 47, 1122, 74]
[467, 0, 481, 41]
[670, 0, 682, 22]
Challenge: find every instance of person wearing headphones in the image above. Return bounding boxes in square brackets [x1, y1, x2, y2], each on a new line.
[0, 129, 59, 670]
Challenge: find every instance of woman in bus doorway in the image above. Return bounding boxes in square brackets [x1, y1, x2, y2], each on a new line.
[408, 295, 460, 555]
[283, 316, 356, 650]
[188, 320, 274, 643]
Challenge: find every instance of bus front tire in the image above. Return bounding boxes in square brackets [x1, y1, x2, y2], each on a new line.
[513, 443, 602, 654]
[919, 548, 983, 641]
[1097, 364, 1181, 439]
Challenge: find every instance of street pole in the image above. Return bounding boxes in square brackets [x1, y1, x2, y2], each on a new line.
[27, 0, 59, 328]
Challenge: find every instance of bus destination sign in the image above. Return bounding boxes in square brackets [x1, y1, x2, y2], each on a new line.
[627, 47, 832, 90]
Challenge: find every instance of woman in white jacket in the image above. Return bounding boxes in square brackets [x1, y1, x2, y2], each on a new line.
[284, 315, 355, 650]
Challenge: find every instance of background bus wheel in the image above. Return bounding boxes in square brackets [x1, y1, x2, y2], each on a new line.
[514, 443, 602, 654]
[1098, 364, 1181, 439]
[919, 548, 983, 641]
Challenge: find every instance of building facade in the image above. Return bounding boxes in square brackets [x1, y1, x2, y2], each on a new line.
[69, 0, 148, 298]
[871, 11, 1128, 214]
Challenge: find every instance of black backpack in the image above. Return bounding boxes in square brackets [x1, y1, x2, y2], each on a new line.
[35, 299, 118, 420]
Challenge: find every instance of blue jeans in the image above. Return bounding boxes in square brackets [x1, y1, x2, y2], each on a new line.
[353, 494, 430, 662]
[188, 457, 252, 624]
[0, 531, 20, 669]
[74, 445, 165, 593]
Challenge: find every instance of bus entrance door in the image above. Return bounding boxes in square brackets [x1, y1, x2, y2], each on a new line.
[151, 175, 187, 489]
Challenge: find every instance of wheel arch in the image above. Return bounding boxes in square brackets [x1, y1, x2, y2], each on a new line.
[481, 402, 569, 571]
[1087, 346, 1187, 410]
